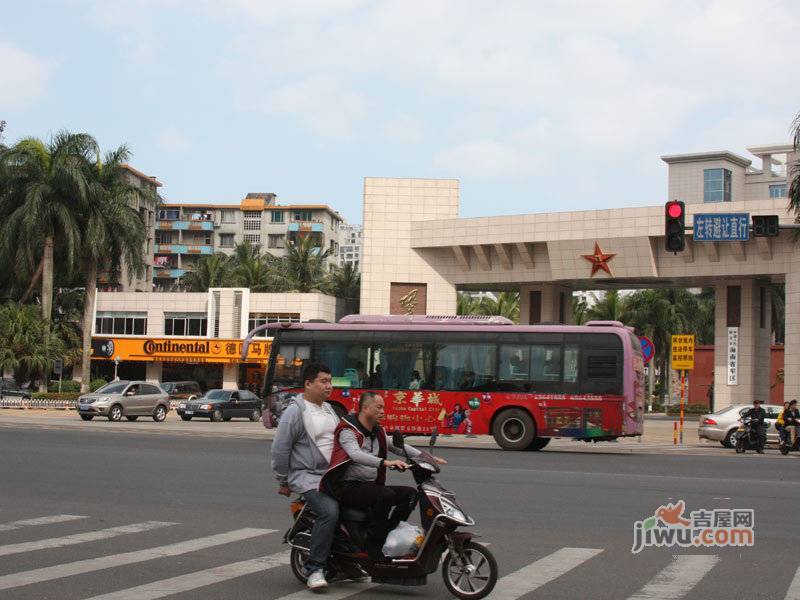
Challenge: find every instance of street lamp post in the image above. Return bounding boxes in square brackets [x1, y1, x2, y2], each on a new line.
[113, 356, 120, 381]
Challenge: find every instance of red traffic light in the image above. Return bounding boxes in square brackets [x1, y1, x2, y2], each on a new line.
[667, 202, 683, 219]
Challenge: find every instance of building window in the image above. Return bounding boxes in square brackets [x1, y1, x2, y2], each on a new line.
[293, 210, 312, 222]
[221, 209, 236, 224]
[770, 184, 787, 198]
[243, 219, 261, 231]
[704, 168, 732, 203]
[268, 234, 286, 249]
[95, 312, 147, 335]
[219, 233, 235, 248]
[164, 313, 208, 336]
[243, 234, 261, 245]
[155, 231, 174, 244]
[243, 210, 262, 230]
[157, 209, 180, 220]
[271, 211, 284, 223]
[248, 312, 300, 337]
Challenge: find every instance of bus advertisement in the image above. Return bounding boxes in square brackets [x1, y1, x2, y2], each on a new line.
[245, 315, 645, 451]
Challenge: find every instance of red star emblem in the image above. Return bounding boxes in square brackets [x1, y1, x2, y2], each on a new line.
[582, 242, 616, 277]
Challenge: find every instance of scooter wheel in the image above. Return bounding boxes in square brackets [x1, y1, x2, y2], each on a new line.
[780, 444, 790, 456]
[735, 441, 745, 454]
[442, 540, 498, 599]
[290, 548, 310, 584]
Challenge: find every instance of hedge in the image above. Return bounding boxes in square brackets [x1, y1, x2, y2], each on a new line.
[666, 403, 708, 416]
[31, 392, 80, 401]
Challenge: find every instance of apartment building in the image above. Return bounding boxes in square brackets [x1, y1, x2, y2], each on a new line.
[153, 193, 347, 289]
[98, 164, 160, 292]
[339, 223, 362, 269]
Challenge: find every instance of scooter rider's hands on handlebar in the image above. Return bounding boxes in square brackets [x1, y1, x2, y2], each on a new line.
[432, 456, 448, 465]
[384, 459, 410, 471]
[277, 485, 291, 497]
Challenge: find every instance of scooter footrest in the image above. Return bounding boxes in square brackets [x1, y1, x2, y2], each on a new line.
[371, 576, 427, 586]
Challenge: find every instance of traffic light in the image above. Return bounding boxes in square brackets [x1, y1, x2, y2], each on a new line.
[752, 215, 779, 237]
[665, 200, 685, 252]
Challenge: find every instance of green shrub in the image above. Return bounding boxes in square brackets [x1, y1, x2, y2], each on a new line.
[31, 392, 80, 401]
[49, 380, 80, 393]
[666, 403, 709, 416]
[90, 378, 108, 392]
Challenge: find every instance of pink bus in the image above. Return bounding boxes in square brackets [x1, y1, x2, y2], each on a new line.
[247, 315, 645, 451]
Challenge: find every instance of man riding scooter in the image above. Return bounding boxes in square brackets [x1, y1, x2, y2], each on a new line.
[741, 398, 768, 454]
[321, 392, 447, 557]
[783, 400, 800, 448]
[271, 363, 341, 590]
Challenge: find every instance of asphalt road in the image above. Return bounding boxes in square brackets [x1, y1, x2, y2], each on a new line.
[0, 424, 798, 600]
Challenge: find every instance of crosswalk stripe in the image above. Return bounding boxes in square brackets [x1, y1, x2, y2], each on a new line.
[83, 551, 291, 600]
[785, 566, 800, 600]
[278, 582, 378, 599]
[627, 555, 719, 599]
[0, 527, 275, 591]
[0, 514, 88, 532]
[490, 547, 603, 599]
[0, 521, 177, 557]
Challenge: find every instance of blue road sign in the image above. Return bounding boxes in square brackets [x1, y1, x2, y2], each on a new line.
[640, 336, 655, 364]
[693, 213, 749, 242]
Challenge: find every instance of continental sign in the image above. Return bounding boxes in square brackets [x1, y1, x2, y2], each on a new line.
[90, 337, 271, 364]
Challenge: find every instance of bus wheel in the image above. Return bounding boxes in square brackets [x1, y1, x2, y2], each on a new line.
[492, 409, 535, 450]
[525, 437, 550, 451]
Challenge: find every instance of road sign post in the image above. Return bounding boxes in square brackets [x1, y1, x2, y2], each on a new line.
[671, 335, 695, 445]
[53, 359, 63, 393]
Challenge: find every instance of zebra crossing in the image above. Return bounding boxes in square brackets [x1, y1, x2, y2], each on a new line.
[0, 512, 792, 599]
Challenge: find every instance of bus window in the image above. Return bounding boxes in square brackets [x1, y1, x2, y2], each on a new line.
[372, 332, 433, 390]
[499, 345, 529, 383]
[530, 344, 561, 383]
[563, 344, 580, 387]
[434, 342, 496, 391]
[312, 331, 372, 387]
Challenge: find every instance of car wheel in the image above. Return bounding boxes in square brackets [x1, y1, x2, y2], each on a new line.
[152, 405, 167, 422]
[180, 415, 192, 421]
[80, 414, 94, 421]
[211, 409, 223, 422]
[492, 408, 535, 450]
[250, 408, 262, 422]
[723, 429, 738, 448]
[108, 404, 123, 422]
[126, 416, 139, 421]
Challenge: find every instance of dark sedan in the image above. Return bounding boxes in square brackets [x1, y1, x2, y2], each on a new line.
[0, 379, 32, 400]
[176, 389, 262, 422]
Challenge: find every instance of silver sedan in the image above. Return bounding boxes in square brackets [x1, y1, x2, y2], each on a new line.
[698, 404, 782, 448]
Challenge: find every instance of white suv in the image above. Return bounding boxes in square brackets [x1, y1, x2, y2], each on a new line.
[77, 381, 171, 422]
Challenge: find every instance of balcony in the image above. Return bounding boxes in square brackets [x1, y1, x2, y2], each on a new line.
[154, 244, 214, 255]
[154, 269, 187, 279]
[287, 222, 324, 233]
[157, 220, 214, 231]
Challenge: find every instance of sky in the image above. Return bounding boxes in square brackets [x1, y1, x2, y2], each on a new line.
[1, 0, 799, 225]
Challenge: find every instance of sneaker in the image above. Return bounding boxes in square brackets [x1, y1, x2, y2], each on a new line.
[307, 570, 328, 590]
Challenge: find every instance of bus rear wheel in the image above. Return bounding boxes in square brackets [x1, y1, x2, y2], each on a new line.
[525, 437, 550, 451]
[492, 409, 535, 450]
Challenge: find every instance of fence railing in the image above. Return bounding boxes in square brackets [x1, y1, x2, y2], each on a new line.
[0, 398, 77, 410]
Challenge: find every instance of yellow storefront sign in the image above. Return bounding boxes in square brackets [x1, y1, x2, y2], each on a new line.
[670, 334, 695, 371]
[90, 337, 271, 364]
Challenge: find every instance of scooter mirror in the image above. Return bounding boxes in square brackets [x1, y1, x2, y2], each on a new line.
[429, 427, 438, 448]
[392, 431, 404, 448]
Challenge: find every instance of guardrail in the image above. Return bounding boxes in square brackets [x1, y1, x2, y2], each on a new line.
[0, 398, 77, 410]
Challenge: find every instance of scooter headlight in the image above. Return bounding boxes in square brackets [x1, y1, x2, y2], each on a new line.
[417, 461, 437, 472]
[439, 497, 470, 524]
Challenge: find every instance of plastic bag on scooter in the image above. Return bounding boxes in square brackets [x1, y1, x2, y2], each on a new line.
[382, 521, 424, 558]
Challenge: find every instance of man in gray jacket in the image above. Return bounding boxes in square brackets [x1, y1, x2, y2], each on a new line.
[271, 363, 341, 590]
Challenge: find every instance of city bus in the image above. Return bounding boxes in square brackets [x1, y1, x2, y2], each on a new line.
[244, 315, 645, 450]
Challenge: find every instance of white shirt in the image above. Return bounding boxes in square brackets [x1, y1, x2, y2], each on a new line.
[302, 400, 337, 463]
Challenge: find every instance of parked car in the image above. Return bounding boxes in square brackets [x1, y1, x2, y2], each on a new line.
[177, 389, 262, 422]
[0, 378, 32, 400]
[698, 404, 782, 447]
[76, 381, 171, 422]
[161, 381, 202, 406]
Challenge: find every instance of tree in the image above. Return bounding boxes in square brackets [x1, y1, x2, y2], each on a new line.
[328, 262, 361, 314]
[230, 241, 284, 292]
[182, 253, 234, 292]
[585, 290, 627, 322]
[281, 235, 331, 293]
[457, 292, 482, 316]
[572, 294, 589, 325]
[78, 146, 159, 391]
[789, 111, 800, 223]
[478, 292, 520, 322]
[0, 132, 94, 347]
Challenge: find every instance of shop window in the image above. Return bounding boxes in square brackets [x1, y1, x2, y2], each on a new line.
[165, 313, 208, 337]
[95, 312, 148, 335]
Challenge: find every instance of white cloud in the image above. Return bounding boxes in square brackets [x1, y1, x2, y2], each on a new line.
[252, 76, 367, 141]
[0, 42, 50, 110]
[156, 125, 191, 153]
[433, 140, 546, 179]
[383, 115, 424, 144]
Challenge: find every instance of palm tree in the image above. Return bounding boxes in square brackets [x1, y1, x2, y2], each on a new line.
[457, 291, 482, 316]
[230, 241, 284, 292]
[585, 290, 627, 322]
[478, 292, 520, 322]
[328, 262, 361, 314]
[572, 294, 589, 325]
[78, 146, 159, 391]
[0, 132, 95, 342]
[281, 235, 331, 293]
[788, 111, 800, 222]
[182, 253, 233, 292]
